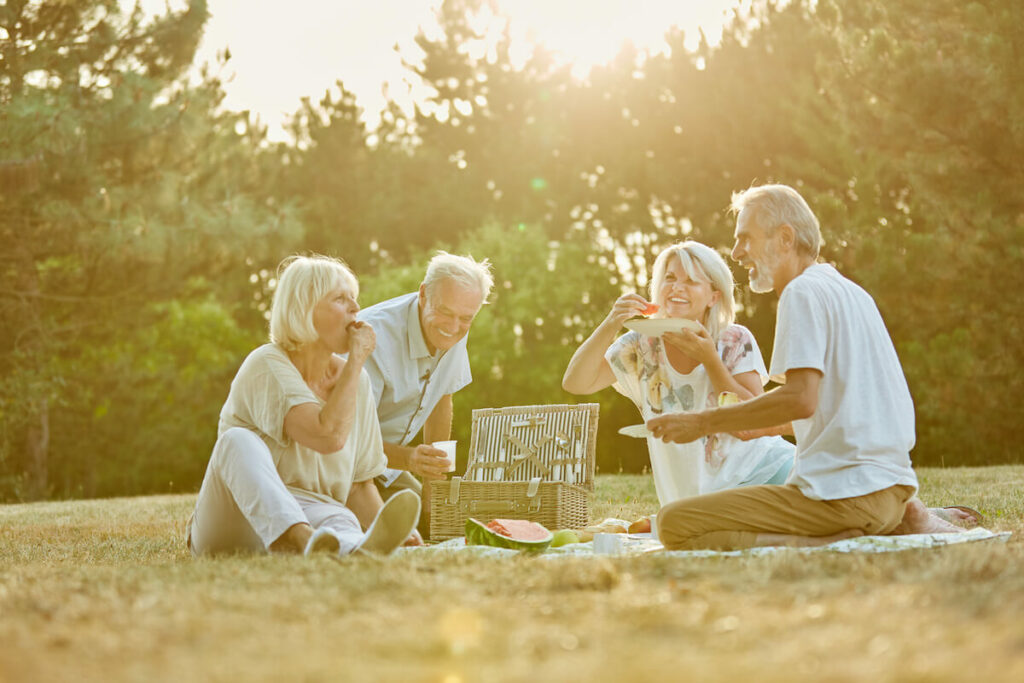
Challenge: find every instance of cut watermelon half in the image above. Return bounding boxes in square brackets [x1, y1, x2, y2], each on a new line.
[465, 518, 553, 553]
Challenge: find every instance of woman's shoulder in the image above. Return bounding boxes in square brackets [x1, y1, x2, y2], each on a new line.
[719, 323, 758, 347]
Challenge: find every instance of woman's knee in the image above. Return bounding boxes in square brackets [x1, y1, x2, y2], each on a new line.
[212, 428, 272, 469]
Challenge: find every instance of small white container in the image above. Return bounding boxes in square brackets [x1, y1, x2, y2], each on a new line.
[649, 514, 659, 541]
[432, 440, 457, 472]
[593, 533, 623, 555]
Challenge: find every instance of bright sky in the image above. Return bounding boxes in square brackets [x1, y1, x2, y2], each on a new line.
[147, 1, 747, 141]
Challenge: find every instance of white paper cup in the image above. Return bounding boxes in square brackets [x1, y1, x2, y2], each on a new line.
[649, 514, 659, 540]
[432, 440, 457, 472]
[593, 533, 622, 555]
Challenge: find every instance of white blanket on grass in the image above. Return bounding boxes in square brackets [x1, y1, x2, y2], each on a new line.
[399, 527, 1011, 559]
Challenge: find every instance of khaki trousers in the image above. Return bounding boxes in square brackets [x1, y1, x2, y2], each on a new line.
[657, 483, 915, 551]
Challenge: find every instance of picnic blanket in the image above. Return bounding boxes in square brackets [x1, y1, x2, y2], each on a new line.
[398, 527, 1011, 559]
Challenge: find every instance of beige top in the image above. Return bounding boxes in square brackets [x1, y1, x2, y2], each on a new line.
[218, 344, 387, 505]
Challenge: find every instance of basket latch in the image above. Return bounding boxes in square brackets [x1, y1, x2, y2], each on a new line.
[526, 477, 541, 498]
[446, 477, 462, 505]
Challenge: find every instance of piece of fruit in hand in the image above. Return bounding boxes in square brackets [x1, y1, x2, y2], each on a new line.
[718, 391, 740, 407]
[641, 302, 659, 315]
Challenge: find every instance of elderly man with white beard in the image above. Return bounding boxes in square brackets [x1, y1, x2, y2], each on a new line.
[649, 184, 974, 550]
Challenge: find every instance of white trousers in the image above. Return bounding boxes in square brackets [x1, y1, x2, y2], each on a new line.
[188, 427, 364, 556]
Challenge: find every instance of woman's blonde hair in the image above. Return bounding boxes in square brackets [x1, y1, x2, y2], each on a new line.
[649, 241, 735, 342]
[269, 254, 358, 351]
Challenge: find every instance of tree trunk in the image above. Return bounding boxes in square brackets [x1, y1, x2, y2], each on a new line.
[25, 399, 49, 500]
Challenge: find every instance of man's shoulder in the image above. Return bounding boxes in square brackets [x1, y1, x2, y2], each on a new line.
[358, 292, 417, 335]
[359, 292, 417, 318]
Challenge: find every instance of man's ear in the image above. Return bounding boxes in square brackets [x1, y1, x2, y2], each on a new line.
[777, 224, 797, 252]
[418, 283, 428, 307]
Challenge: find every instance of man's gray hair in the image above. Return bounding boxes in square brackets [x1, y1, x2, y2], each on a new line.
[730, 184, 822, 258]
[422, 251, 494, 303]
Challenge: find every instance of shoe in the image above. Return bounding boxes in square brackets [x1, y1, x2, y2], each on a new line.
[303, 526, 342, 556]
[929, 505, 985, 528]
[354, 490, 421, 557]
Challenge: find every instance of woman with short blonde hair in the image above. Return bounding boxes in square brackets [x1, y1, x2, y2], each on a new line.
[187, 254, 421, 558]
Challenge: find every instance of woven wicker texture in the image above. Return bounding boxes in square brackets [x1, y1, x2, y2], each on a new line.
[429, 403, 599, 540]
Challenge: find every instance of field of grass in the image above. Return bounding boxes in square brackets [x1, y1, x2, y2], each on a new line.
[1, 466, 1023, 682]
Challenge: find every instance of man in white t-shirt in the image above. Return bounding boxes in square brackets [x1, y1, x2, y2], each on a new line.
[649, 184, 970, 550]
[358, 252, 494, 531]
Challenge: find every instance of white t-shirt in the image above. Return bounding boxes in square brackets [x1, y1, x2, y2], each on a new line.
[770, 264, 919, 501]
[217, 344, 387, 505]
[607, 324, 794, 505]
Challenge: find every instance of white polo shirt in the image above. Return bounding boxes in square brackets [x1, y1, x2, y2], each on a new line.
[770, 264, 918, 501]
[357, 292, 472, 482]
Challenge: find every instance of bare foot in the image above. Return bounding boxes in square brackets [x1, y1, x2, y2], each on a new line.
[927, 506, 981, 528]
[891, 499, 963, 535]
[269, 522, 314, 553]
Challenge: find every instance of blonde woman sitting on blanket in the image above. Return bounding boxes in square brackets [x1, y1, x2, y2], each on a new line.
[563, 240, 794, 506]
[187, 255, 421, 557]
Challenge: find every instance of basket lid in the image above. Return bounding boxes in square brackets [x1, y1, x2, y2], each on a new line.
[463, 403, 598, 489]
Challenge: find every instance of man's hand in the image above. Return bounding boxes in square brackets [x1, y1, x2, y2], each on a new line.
[408, 444, 450, 481]
[647, 412, 707, 444]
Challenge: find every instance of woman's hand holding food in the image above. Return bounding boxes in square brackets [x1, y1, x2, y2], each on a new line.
[603, 293, 657, 330]
[346, 320, 376, 363]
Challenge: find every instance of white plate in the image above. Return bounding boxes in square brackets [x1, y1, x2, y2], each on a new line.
[623, 317, 702, 337]
[618, 424, 653, 438]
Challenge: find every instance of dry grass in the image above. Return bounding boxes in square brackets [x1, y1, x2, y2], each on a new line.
[1, 466, 1023, 683]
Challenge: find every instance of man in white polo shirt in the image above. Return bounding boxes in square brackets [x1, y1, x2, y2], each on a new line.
[357, 252, 493, 532]
[649, 184, 968, 550]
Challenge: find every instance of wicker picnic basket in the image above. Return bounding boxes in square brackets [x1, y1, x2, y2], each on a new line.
[428, 403, 599, 540]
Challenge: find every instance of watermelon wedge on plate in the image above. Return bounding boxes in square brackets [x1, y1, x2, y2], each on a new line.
[465, 518, 553, 553]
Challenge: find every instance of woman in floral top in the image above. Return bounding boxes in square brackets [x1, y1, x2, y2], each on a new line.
[563, 241, 793, 505]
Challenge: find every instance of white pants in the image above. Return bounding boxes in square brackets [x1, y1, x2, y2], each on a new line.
[187, 427, 364, 556]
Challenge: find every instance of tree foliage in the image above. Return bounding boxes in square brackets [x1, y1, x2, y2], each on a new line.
[2, 0, 1019, 500]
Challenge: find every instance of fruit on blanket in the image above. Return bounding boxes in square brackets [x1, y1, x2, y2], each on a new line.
[628, 517, 652, 534]
[465, 518, 553, 553]
[577, 518, 630, 542]
[641, 302, 659, 315]
[718, 391, 740, 407]
[550, 529, 581, 547]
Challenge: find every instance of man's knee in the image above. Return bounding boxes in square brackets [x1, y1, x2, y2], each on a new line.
[656, 500, 701, 549]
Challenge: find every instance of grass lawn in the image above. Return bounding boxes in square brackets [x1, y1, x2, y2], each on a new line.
[1, 466, 1023, 682]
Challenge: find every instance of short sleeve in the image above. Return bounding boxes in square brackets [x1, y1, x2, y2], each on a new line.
[442, 343, 473, 395]
[351, 370, 388, 482]
[605, 332, 645, 405]
[233, 348, 319, 447]
[718, 325, 769, 384]
[769, 282, 828, 384]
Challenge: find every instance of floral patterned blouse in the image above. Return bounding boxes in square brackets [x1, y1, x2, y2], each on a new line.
[606, 324, 794, 504]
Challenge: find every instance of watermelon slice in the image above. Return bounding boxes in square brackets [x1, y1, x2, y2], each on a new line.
[465, 518, 553, 553]
[641, 303, 659, 316]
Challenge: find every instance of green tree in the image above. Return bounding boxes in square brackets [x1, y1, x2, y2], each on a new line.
[0, 0, 302, 499]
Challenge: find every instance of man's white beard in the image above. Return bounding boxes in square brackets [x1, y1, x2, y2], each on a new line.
[748, 243, 780, 294]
